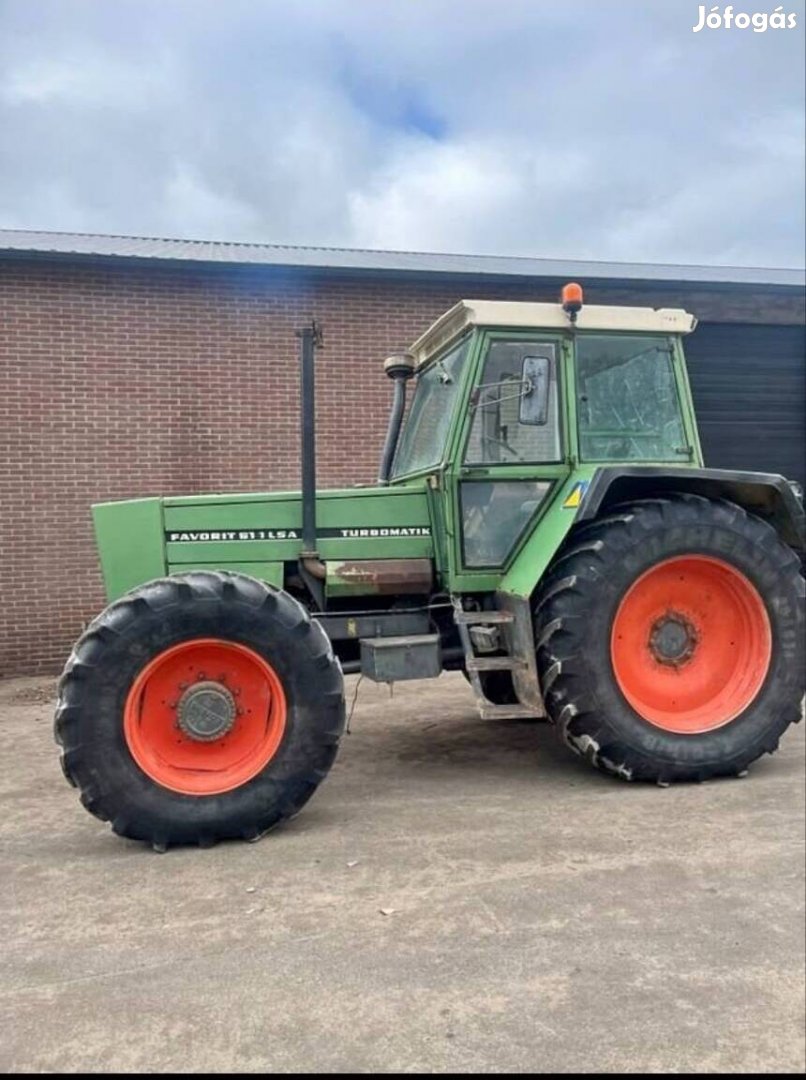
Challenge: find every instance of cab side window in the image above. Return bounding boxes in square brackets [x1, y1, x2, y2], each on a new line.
[464, 340, 561, 465]
[576, 335, 686, 461]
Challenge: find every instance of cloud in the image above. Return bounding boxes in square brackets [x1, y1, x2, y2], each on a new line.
[1, 51, 176, 108]
[0, 0, 803, 266]
[349, 136, 591, 254]
[598, 109, 806, 267]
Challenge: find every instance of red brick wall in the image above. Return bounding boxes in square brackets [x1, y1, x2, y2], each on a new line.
[0, 258, 802, 674]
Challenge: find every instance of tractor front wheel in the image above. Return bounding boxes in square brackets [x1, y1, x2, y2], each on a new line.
[55, 571, 345, 848]
[534, 495, 804, 782]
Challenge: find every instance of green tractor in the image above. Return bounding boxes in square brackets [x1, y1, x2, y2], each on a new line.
[56, 285, 805, 849]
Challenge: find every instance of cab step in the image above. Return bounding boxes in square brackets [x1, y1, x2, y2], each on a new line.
[451, 596, 545, 719]
[479, 703, 543, 721]
[465, 657, 526, 672]
[453, 610, 514, 625]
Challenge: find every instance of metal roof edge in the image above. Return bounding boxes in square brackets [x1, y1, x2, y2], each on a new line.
[0, 228, 804, 289]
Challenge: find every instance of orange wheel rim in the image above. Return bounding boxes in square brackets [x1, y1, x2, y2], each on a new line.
[123, 638, 287, 795]
[611, 556, 771, 735]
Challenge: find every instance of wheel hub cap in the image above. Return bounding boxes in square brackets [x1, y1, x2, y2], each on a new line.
[649, 612, 698, 667]
[177, 681, 237, 741]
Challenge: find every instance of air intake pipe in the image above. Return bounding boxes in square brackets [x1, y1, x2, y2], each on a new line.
[378, 353, 415, 482]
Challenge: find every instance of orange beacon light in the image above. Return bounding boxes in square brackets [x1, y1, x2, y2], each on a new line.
[561, 282, 584, 322]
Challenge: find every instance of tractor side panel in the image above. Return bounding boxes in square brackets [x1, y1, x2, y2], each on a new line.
[94, 486, 434, 602]
[169, 561, 285, 589]
[161, 486, 433, 567]
[93, 498, 166, 600]
[164, 495, 302, 565]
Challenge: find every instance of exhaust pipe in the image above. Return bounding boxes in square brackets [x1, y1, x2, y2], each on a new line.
[378, 353, 415, 483]
[296, 322, 327, 592]
[297, 322, 321, 557]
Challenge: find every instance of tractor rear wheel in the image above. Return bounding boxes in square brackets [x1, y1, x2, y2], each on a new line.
[55, 571, 345, 848]
[534, 495, 804, 783]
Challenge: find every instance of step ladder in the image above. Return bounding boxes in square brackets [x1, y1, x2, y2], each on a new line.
[452, 598, 543, 720]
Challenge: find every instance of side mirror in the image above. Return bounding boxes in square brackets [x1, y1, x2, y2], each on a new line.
[519, 356, 550, 425]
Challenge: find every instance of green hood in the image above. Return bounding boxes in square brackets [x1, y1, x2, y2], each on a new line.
[93, 482, 433, 601]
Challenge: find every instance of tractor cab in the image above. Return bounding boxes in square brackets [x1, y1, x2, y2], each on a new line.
[383, 288, 701, 580]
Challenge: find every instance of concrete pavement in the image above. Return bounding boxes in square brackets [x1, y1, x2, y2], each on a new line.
[1, 672, 804, 1073]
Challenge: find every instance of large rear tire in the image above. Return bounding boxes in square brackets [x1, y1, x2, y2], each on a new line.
[534, 495, 804, 783]
[56, 571, 345, 847]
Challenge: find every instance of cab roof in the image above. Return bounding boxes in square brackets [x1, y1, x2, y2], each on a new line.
[409, 299, 698, 367]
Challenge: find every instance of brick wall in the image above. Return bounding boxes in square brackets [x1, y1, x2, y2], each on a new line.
[0, 257, 803, 674]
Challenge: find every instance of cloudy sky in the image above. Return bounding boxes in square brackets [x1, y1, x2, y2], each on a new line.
[0, 0, 804, 267]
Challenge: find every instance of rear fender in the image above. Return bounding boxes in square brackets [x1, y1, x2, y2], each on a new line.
[577, 467, 805, 552]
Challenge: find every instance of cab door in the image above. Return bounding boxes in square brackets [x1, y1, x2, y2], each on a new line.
[446, 331, 571, 588]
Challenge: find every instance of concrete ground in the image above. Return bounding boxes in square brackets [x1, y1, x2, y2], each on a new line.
[1, 672, 804, 1074]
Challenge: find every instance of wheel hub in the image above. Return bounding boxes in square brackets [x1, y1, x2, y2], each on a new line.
[649, 612, 698, 667]
[177, 681, 237, 741]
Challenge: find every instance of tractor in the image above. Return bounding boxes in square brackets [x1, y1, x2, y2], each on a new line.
[55, 284, 805, 849]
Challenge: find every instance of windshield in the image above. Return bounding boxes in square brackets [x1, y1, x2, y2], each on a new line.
[391, 337, 470, 478]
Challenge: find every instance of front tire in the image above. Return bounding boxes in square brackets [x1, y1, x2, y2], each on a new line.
[55, 571, 345, 847]
[534, 495, 804, 783]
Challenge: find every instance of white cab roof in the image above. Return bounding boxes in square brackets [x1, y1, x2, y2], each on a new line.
[409, 299, 698, 366]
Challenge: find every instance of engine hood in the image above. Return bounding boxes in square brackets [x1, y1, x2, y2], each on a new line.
[93, 482, 434, 600]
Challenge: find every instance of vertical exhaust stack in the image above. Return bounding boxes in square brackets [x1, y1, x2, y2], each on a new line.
[378, 353, 415, 483]
[297, 322, 321, 558]
[296, 322, 327, 601]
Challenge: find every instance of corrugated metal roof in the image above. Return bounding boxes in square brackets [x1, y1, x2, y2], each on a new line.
[0, 228, 803, 288]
